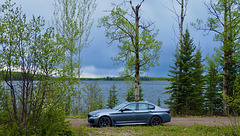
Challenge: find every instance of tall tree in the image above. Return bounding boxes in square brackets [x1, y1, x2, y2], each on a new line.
[190, 46, 205, 115]
[166, 0, 188, 74]
[205, 55, 222, 115]
[165, 29, 203, 115]
[192, 0, 240, 115]
[99, 0, 162, 101]
[53, 0, 96, 115]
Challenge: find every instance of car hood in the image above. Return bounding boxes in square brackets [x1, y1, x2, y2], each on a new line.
[89, 109, 116, 115]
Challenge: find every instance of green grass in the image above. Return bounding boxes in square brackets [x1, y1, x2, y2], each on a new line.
[71, 124, 240, 136]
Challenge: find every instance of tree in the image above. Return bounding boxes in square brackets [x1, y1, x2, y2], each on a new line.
[53, 0, 96, 115]
[0, 0, 70, 135]
[192, 0, 240, 115]
[164, 29, 203, 115]
[99, 0, 162, 101]
[125, 79, 144, 102]
[83, 82, 104, 113]
[205, 55, 222, 115]
[107, 83, 119, 109]
[190, 46, 205, 115]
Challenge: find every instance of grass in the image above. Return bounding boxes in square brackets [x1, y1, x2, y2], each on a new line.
[71, 124, 240, 136]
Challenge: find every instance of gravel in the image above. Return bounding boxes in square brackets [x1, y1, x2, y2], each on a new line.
[66, 116, 240, 127]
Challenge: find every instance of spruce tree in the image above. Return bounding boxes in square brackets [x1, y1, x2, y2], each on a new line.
[205, 56, 222, 115]
[164, 48, 185, 115]
[165, 29, 204, 116]
[190, 46, 205, 115]
[180, 29, 196, 115]
[107, 83, 119, 109]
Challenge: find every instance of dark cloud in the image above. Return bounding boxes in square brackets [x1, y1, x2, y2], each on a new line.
[3, 0, 218, 78]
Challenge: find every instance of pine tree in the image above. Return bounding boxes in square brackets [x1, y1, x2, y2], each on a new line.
[205, 56, 222, 115]
[164, 48, 185, 115]
[165, 29, 204, 116]
[190, 46, 205, 115]
[107, 83, 119, 109]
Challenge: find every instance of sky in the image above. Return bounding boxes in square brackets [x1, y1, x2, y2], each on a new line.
[1, 0, 220, 78]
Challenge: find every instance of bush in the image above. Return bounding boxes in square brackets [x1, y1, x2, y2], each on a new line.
[83, 82, 104, 113]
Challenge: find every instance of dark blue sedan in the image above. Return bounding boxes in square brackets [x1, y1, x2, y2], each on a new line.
[87, 101, 171, 127]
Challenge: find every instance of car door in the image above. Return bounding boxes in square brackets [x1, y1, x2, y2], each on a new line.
[134, 103, 154, 123]
[111, 103, 137, 124]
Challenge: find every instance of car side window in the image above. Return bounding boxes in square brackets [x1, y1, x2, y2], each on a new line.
[138, 103, 148, 110]
[148, 104, 155, 110]
[124, 103, 137, 111]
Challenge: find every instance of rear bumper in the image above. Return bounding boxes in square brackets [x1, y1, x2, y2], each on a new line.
[162, 114, 171, 123]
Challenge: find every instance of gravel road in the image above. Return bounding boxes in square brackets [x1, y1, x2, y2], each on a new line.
[66, 117, 239, 128]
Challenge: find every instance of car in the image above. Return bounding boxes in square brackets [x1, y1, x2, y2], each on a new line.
[87, 101, 171, 127]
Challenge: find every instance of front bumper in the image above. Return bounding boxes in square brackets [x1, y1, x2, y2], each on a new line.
[87, 115, 100, 126]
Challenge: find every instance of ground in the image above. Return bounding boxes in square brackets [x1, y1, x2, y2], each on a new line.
[66, 116, 237, 128]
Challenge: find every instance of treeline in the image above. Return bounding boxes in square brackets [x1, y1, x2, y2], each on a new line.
[81, 76, 169, 81]
[0, 72, 168, 81]
[164, 0, 240, 117]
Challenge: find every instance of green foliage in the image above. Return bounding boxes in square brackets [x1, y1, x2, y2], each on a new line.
[204, 55, 223, 115]
[53, 0, 96, 116]
[125, 80, 144, 102]
[100, 6, 162, 75]
[225, 76, 240, 116]
[99, 1, 162, 101]
[192, 0, 240, 115]
[190, 46, 205, 115]
[107, 83, 119, 109]
[164, 29, 205, 116]
[0, 0, 72, 135]
[83, 82, 104, 113]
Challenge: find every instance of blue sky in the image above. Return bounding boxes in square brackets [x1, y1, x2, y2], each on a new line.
[1, 0, 220, 78]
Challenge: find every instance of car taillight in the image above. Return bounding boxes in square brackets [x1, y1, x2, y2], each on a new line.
[166, 110, 170, 114]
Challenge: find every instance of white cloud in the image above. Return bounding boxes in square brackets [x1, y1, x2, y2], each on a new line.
[81, 65, 124, 78]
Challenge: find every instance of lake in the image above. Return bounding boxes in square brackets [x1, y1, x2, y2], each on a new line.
[83, 80, 171, 108]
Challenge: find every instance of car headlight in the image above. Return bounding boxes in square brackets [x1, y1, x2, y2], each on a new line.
[92, 114, 99, 117]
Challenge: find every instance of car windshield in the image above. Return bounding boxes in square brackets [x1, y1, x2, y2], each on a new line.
[112, 102, 127, 110]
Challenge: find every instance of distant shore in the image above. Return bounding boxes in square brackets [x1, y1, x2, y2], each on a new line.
[1, 71, 169, 81]
[80, 76, 169, 81]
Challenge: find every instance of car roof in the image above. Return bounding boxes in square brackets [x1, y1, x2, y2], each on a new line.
[128, 101, 155, 105]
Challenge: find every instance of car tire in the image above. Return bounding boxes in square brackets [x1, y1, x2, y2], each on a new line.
[150, 116, 162, 126]
[98, 116, 111, 127]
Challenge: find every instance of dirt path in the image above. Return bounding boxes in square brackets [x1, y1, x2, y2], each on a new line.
[66, 117, 239, 128]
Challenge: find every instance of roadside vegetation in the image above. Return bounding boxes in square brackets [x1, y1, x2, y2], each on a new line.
[71, 124, 240, 136]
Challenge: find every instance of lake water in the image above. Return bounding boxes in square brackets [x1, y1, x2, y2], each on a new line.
[83, 80, 171, 108]
[2, 80, 171, 110]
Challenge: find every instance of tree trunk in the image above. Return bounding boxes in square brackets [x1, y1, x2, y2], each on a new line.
[178, 0, 185, 86]
[135, 4, 140, 102]
[222, 0, 227, 116]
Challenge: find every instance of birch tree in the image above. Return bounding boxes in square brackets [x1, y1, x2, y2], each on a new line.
[99, 0, 162, 101]
[53, 0, 96, 114]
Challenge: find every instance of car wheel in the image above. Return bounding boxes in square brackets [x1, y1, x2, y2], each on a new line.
[150, 116, 162, 126]
[98, 116, 111, 127]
